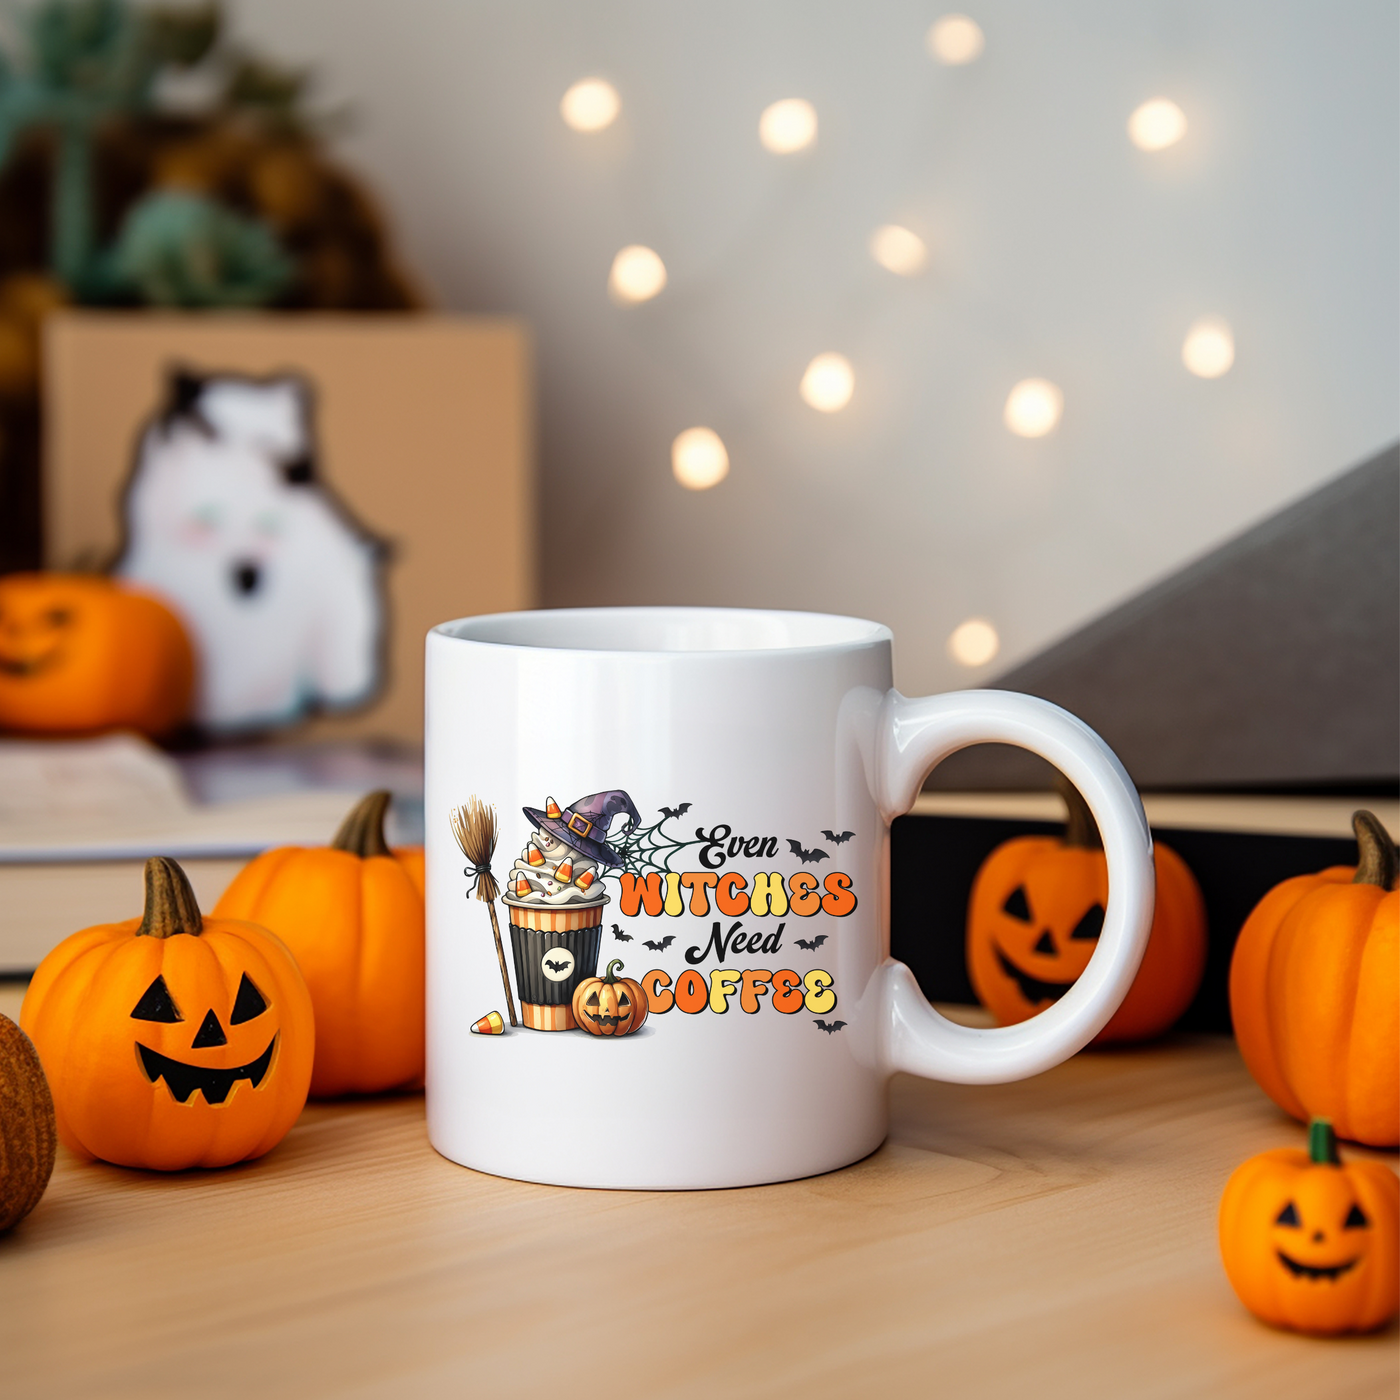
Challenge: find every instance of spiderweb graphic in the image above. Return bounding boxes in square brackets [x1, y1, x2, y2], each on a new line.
[610, 808, 706, 876]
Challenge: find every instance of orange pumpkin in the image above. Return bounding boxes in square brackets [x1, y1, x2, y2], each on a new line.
[213, 790, 425, 1097]
[21, 857, 313, 1170]
[1229, 810, 1398, 1147]
[966, 779, 1207, 1043]
[572, 960, 649, 1038]
[0, 572, 195, 737]
[1219, 1119, 1399, 1334]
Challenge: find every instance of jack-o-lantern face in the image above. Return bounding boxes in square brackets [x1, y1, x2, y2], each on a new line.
[1220, 1121, 1400, 1334]
[129, 970, 277, 1105]
[0, 573, 194, 737]
[967, 779, 1209, 1044]
[21, 858, 314, 1170]
[987, 873, 1104, 1006]
[572, 960, 649, 1038]
[0, 593, 73, 678]
[1270, 1175, 1372, 1284]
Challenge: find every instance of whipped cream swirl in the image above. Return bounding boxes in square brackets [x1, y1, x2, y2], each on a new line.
[504, 829, 604, 906]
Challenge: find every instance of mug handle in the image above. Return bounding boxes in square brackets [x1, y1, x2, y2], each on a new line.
[872, 688, 1155, 1083]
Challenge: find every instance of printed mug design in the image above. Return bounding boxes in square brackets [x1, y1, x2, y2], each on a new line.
[450, 789, 860, 1038]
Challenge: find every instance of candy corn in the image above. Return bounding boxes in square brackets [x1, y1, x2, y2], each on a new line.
[514, 874, 531, 898]
[471, 1010, 505, 1035]
[554, 858, 574, 882]
[576, 869, 595, 891]
[527, 846, 545, 866]
[545, 797, 562, 819]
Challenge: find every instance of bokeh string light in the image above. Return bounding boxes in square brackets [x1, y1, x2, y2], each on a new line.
[870, 224, 927, 275]
[759, 98, 818, 154]
[1182, 318, 1235, 378]
[560, 78, 621, 132]
[1128, 98, 1187, 151]
[1003, 379, 1063, 437]
[800, 353, 855, 412]
[608, 245, 667, 303]
[672, 427, 729, 490]
[926, 14, 986, 66]
[948, 618, 1000, 667]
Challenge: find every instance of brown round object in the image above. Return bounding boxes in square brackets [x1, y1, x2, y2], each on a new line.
[0, 273, 68, 327]
[248, 144, 326, 231]
[0, 315, 37, 397]
[298, 242, 360, 307]
[152, 129, 251, 194]
[0, 1010, 56, 1232]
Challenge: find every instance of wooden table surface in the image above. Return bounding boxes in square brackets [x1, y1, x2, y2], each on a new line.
[1, 984, 1394, 1400]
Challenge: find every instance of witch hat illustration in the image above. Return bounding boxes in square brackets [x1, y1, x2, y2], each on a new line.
[522, 790, 641, 868]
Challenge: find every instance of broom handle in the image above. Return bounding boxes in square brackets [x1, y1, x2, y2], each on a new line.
[486, 901, 519, 1026]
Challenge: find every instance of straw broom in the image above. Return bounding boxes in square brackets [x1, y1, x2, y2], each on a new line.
[450, 798, 519, 1027]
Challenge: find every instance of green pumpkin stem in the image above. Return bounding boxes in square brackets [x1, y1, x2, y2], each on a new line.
[137, 857, 203, 939]
[332, 790, 393, 858]
[1055, 774, 1102, 850]
[1351, 810, 1398, 891]
[1308, 1118, 1341, 1166]
[603, 959, 624, 984]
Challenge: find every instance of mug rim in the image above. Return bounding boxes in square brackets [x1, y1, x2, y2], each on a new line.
[430, 606, 893, 658]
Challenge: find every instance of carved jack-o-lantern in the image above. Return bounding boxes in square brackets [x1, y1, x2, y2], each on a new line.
[572, 960, 649, 1038]
[0, 573, 194, 737]
[966, 780, 1207, 1043]
[1219, 1120, 1399, 1334]
[21, 857, 314, 1170]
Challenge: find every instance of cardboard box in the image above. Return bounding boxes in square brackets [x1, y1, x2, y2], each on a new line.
[43, 312, 536, 742]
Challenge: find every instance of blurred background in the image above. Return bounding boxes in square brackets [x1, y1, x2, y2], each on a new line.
[0, 0, 1396, 996]
[228, 0, 1398, 696]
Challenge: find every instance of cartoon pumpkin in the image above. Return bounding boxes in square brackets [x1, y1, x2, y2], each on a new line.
[1229, 810, 1398, 1147]
[21, 857, 314, 1170]
[573, 960, 649, 1038]
[1219, 1119, 1399, 1335]
[966, 778, 1207, 1042]
[213, 790, 425, 1097]
[0, 572, 195, 737]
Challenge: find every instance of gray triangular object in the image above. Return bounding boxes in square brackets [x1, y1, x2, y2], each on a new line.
[930, 442, 1400, 791]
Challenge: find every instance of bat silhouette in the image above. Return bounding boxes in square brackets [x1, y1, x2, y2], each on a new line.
[544, 958, 571, 973]
[786, 839, 829, 864]
[795, 935, 827, 951]
[643, 935, 676, 952]
[821, 829, 855, 845]
[611, 923, 633, 942]
[814, 1019, 847, 1034]
[660, 803, 692, 819]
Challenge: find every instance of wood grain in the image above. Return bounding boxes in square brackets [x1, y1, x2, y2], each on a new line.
[0, 985, 1394, 1400]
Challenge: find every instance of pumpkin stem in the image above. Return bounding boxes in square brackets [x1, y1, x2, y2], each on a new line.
[1308, 1118, 1341, 1166]
[603, 959, 624, 984]
[1351, 810, 1398, 891]
[1055, 774, 1102, 850]
[332, 790, 393, 858]
[136, 857, 203, 939]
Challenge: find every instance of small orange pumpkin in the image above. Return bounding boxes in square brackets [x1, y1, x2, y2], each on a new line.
[0, 1011, 56, 1231]
[21, 857, 313, 1170]
[0, 572, 195, 737]
[1219, 1119, 1399, 1335]
[1229, 810, 1398, 1147]
[573, 960, 649, 1038]
[966, 779, 1207, 1043]
[213, 790, 425, 1097]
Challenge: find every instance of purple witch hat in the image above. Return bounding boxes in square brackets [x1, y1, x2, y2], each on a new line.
[523, 790, 641, 868]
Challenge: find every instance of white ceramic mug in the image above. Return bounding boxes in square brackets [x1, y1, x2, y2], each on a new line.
[425, 607, 1154, 1189]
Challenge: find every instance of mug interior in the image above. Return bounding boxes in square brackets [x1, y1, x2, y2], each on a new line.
[435, 607, 890, 655]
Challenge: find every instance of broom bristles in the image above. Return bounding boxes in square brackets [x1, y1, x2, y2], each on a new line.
[450, 797, 501, 903]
